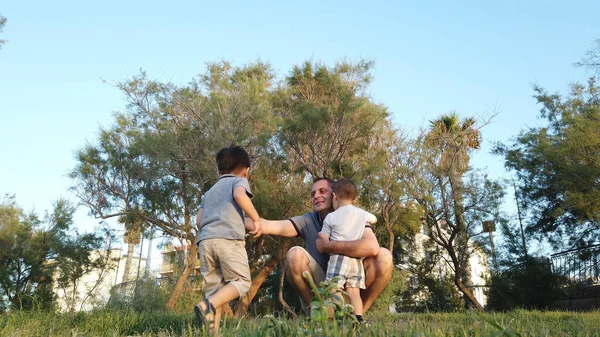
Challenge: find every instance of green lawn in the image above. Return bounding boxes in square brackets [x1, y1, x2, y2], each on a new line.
[1, 310, 599, 337]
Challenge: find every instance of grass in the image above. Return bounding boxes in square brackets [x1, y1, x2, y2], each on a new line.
[1, 309, 600, 336]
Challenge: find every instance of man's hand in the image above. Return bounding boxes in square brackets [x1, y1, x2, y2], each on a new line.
[316, 232, 331, 253]
[249, 219, 262, 238]
[317, 228, 380, 258]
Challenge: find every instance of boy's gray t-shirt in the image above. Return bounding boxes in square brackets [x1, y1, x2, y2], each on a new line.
[196, 174, 253, 243]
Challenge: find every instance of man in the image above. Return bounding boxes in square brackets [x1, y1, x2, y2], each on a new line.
[259, 177, 393, 314]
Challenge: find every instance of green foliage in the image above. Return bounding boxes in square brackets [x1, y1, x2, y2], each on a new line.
[273, 59, 390, 179]
[0, 195, 105, 311]
[370, 268, 409, 314]
[401, 124, 503, 310]
[106, 275, 209, 315]
[397, 272, 464, 313]
[301, 271, 355, 325]
[494, 78, 600, 248]
[107, 278, 168, 313]
[2, 309, 600, 336]
[575, 39, 600, 75]
[486, 257, 568, 311]
[494, 218, 528, 269]
[72, 59, 406, 313]
[0, 14, 6, 49]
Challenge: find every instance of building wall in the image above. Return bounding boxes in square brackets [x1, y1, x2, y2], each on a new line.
[400, 231, 490, 307]
[53, 249, 148, 312]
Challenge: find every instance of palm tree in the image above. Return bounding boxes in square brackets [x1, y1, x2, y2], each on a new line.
[120, 215, 142, 283]
[425, 112, 483, 310]
[426, 112, 481, 176]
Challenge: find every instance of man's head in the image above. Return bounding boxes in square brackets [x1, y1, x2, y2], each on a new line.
[311, 177, 334, 217]
[331, 178, 357, 209]
[216, 146, 251, 177]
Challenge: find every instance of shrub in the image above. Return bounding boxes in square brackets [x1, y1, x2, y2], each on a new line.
[486, 257, 568, 311]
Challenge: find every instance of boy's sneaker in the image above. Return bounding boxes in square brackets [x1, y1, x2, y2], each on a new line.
[353, 314, 371, 328]
[194, 298, 215, 330]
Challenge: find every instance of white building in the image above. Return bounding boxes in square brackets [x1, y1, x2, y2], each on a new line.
[397, 227, 490, 308]
[53, 248, 149, 312]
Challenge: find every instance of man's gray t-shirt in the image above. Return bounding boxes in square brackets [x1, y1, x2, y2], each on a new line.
[196, 174, 253, 243]
[289, 212, 329, 270]
[289, 211, 375, 271]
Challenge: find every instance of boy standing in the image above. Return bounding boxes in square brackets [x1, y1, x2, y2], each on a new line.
[194, 146, 261, 334]
[320, 178, 376, 323]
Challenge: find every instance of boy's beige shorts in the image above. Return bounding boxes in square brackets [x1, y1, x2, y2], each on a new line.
[198, 238, 251, 298]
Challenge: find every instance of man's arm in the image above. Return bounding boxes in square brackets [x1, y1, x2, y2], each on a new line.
[316, 227, 380, 258]
[244, 217, 298, 237]
[262, 219, 299, 237]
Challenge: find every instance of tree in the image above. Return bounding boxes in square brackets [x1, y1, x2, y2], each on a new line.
[273, 60, 390, 179]
[120, 214, 142, 283]
[53, 228, 117, 312]
[359, 127, 421, 258]
[71, 62, 279, 311]
[0, 195, 105, 310]
[426, 113, 483, 309]
[399, 113, 500, 311]
[575, 39, 600, 75]
[72, 59, 408, 314]
[0, 14, 6, 49]
[494, 79, 600, 249]
[234, 59, 401, 315]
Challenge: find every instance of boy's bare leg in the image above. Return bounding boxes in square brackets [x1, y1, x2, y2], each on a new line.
[213, 306, 223, 336]
[361, 247, 393, 312]
[326, 288, 345, 318]
[198, 284, 240, 334]
[208, 284, 239, 308]
[346, 287, 363, 315]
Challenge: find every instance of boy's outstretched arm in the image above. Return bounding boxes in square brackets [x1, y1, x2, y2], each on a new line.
[234, 186, 262, 237]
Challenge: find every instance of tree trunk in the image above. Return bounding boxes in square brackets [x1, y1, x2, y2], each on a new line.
[387, 228, 394, 257]
[277, 242, 296, 318]
[166, 243, 198, 311]
[383, 205, 394, 258]
[122, 243, 135, 282]
[278, 264, 297, 319]
[233, 254, 281, 316]
[449, 175, 475, 304]
[448, 247, 483, 311]
[454, 274, 483, 311]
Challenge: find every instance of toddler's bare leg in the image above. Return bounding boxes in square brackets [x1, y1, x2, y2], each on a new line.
[346, 287, 363, 315]
[328, 288, 345, 318]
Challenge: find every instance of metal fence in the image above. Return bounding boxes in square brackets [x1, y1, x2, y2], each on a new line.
[108, 275, 204, 309]
[550, 244, 600, 286]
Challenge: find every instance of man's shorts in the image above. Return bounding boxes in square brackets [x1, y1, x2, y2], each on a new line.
[287, 246, 326, 314]
[326, 254, 365, 289]
[197, 238, 251, 298]
[288, 246, 326, 284]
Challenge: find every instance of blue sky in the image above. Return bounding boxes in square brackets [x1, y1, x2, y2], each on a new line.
[1, 1, 598, 259]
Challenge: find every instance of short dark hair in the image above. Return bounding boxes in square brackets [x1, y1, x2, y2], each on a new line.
[216, 146, 251, 174]
[332, 178, 357, 200]
[313, 177, 334, 187]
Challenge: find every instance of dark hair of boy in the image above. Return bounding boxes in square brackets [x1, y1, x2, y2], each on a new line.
[332, 178, 357, 200]
[216, 146, 251, 174]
